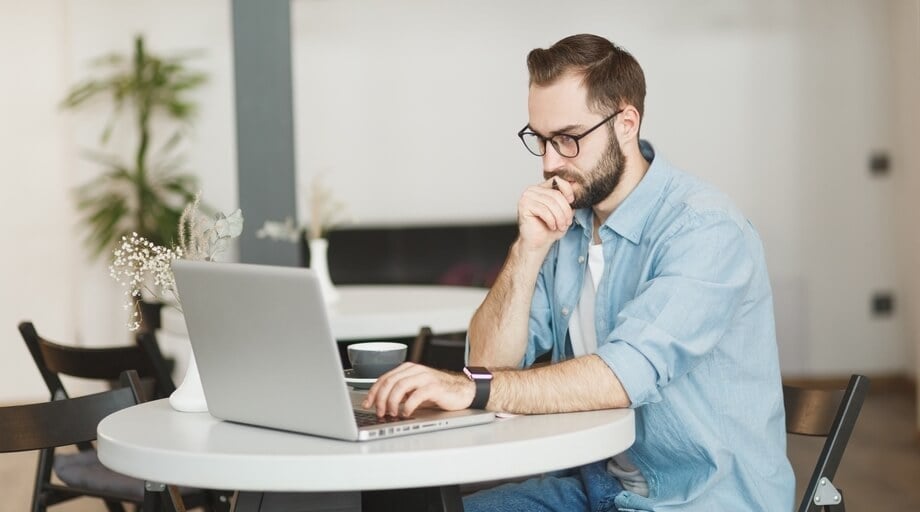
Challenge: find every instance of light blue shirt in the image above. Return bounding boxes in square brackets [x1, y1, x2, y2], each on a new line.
[523, 141, 795, 510]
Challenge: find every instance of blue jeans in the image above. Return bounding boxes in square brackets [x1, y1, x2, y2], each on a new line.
[463, 474, 589, 512]
[462, 461, 654, 512]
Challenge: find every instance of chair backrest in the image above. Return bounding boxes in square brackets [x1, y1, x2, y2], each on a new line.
[408, 327, 467, 371]
[19, 321, 176, 401]
[784, 374, 870, 512]
[0, 370, 188, 512]
[0, 371, 143, 454]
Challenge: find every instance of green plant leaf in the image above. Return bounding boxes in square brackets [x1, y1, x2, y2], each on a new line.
[78, 149, 126, 169]
[63, 34, 208, 257]
[77, 193, 129, 256]
[89, 53, 126, 67]
[60, 81, 109, 109]
[166, 100, 193, 119]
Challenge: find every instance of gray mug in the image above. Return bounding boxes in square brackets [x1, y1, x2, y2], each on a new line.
[347, 342, 407, 379]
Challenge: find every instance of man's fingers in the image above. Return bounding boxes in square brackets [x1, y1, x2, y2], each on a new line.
[521, 187, 572, 232]
[550, 178, 576, 205]
[386, 372, 437, 416]
[368, 365, 413, 415]
[363, 362, 413, 408]
[533, 201, 560, 231]
[367, 364, 437, 417]
[386, 375, 421, 416]
[402, 387, 433, 417]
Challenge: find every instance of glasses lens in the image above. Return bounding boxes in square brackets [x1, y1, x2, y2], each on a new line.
[520, 133, 545, 156]
[552, 135, 579, 158]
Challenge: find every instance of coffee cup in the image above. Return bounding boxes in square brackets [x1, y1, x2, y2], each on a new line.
[347, 342, 407, 379]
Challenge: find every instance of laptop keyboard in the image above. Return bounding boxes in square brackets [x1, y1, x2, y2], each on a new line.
[354, 410, 411, 427]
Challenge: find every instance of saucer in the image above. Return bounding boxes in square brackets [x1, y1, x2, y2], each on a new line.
[344, 369, 377, 390]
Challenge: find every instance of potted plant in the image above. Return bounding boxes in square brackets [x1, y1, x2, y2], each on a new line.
[62, 34, 207, 258]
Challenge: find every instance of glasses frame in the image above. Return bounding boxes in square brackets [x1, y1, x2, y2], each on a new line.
[517, 109, 624, 158]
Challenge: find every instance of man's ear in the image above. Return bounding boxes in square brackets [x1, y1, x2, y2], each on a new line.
[617, 105, 642, 144]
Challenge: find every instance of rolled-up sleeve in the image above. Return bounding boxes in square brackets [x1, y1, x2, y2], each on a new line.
[596, 212, 754, 407]
[522, 258, 556, 368]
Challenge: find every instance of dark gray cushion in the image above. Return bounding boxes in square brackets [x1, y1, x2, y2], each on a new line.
[54, 450, 198, 500]
[54, 450, 145, 500]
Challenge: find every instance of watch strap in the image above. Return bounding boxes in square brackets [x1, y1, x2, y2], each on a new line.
[469, 374, 491, 410]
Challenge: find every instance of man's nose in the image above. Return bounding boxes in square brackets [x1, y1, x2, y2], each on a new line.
[542, 144, 567, 172]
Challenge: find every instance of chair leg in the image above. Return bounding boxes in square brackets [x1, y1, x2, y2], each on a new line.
[409, 327, 432, 364]
[143, 481, 186, 512]
[208, 490, 234, 512]
[168, 486, 188, 512]
[103, 501, 127, 512]
[826, 487, 845, 512]
[363, 485, 463, 512]
[432, 485, 463, 512]
[30, 448, 53, 512]
[233, 492, 263, 512]
[143, 486, 164, 512]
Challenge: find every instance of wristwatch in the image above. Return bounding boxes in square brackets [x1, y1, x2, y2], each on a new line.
[463, 366, 493, 409]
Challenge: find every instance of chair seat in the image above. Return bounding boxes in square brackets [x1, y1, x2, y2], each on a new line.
[54, 450, 198, 501]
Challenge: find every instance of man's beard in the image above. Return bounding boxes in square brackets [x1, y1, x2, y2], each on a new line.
[547, 134, 626, 210]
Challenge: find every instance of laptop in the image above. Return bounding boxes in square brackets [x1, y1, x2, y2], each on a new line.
[171, 260, 495, 441]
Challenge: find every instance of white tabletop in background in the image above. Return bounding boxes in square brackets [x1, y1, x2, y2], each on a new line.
[161, 285, 488, 340]
[97, 399, 635, 492]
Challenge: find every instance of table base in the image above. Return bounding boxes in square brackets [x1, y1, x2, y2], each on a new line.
[233, 486, 462, 512]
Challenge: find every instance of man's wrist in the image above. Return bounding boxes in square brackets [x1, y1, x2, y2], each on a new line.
[463, 366, 493, 409]
[465, 378, 477, 408]
[512, 238, 552, 265]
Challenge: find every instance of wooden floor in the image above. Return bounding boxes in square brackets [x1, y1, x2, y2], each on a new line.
[4, 390, 919, 511]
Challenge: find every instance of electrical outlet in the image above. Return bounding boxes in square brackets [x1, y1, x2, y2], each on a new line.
[871, 292, 894, 316]
[869, 151, 891, 176]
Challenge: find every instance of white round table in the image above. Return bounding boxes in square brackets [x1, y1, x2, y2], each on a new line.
[97, 399, 635, 492]
[160, 285, 488, 340]
[325, 285, 488, 339]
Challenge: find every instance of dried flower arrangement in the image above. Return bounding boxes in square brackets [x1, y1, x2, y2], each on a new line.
[109, 193, 243, 330]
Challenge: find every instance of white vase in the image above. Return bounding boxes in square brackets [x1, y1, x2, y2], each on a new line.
[308, 238, 339, 304]
[168, 349, 208, 412]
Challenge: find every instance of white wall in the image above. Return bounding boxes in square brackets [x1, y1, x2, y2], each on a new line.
[888, 0, 920, 424]
[0, 0, 75, 402]
[291, 0, 914, 377]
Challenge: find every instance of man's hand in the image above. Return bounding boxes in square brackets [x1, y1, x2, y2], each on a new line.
[362, 362, 476, 417]
[517, 178, 575, 253]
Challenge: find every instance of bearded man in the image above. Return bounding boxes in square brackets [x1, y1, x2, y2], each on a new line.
[365, 34, 794, 511]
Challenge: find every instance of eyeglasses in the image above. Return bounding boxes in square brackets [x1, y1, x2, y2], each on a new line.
[517, 109, 623, 158]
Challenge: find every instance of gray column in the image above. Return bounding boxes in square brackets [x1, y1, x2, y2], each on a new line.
[231, 0, 299, 265]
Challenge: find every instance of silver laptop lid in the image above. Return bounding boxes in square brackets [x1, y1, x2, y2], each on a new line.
[172, 260, 361, 440]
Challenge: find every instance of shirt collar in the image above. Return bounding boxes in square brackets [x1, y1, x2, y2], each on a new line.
[573, 140, 670, 245]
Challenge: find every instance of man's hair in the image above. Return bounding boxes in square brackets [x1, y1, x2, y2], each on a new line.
[527, 34, 646, 119]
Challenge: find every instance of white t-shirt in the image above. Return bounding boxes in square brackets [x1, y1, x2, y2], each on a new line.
[569, 242, 649, 497]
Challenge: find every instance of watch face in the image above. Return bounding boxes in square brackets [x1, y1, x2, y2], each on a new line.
[464, 366, 493, 380]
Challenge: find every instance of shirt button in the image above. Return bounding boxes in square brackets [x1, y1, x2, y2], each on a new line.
[578, 255, 586, 264]
[561, 307, 570, 316]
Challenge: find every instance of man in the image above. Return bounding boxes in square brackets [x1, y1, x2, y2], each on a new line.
[365, 34, 794, 511]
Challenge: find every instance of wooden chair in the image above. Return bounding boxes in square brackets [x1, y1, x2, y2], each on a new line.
[20, 322, 176, 402]
[0, 370, 185, 512]
[408, 327, 467, 371]
[18, 321, 230, 512]
[784, 374, 870, 512]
